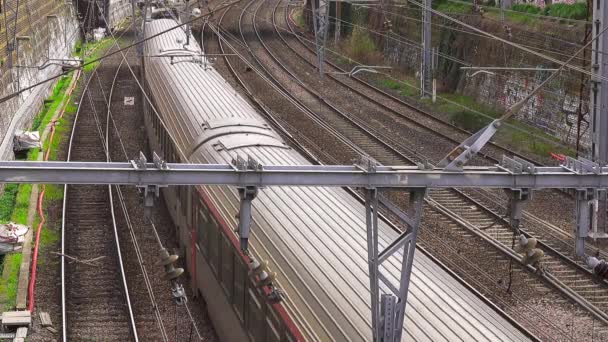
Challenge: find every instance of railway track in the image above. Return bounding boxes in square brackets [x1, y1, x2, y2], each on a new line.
[277, 1, 603, 258]
[203, 0, 608, 339]
[61, 41, 138, 340]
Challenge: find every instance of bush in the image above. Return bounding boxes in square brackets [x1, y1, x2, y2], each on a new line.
[348, 28, 377, 61]
[511, 4, 542, 15]
[544, 3, 587, 20]
[511, 2, 587, 20]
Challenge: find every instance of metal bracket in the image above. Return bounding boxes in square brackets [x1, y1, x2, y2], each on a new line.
[234, 156, 262, 252]
[438, 120, 501, 171]
[562, 156, 601, 175]
[499, 155, 536, 174]
[576, 188, 595, 257]
[153, 151, 169, 170]
[132, 152, 168, 219]
[506, 188, 531, 234]
[355, 155, 379, 173]
[237, 186, 258, 252]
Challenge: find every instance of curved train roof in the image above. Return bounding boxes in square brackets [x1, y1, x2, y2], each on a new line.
[144, 19, 531, 341]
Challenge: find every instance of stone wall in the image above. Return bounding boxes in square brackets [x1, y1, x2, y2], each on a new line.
[0, 1, 80, 160]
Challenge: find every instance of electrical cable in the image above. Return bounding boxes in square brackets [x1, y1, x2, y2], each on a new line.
[351, 3, 594, 62]
[281, 13, 579, 152]
[406, 0, 607, 81]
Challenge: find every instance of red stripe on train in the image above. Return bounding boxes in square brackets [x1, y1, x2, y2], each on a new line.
[195, 187, 304, 341]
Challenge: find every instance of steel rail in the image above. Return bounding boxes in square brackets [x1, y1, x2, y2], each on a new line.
[61, 31, 139, 341]
[243, 0, 608, 327]
[271, 0, 608, 323]
[206, 1, 562, 339]
[277, 0, 608, 267]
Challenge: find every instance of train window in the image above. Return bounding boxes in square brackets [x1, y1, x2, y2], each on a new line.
[233, 258, 246, 323]
[179, 186, 187, 218]
[247, 289, 266, 342]
[265, 317, 281, 342]
[266, 304, 282, 339]
[197, 208, 208, 256]
[220, 234, 234, 299]
[208, 215, 219, 274]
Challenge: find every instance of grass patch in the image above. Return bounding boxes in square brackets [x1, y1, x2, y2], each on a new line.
[381, 78, 419, 98]
[347, 27, 378, 62]
[434, 0, 473, 14]
[83, 38, 116, 72]
[0, 48, 78, 311]
[434, 1, 587, 26]
[0, 184, 19, 223]
[292, 8, 306, 29]
[370, 72, 575, 159]
[0, 253, 22, 311]
[10, 184, 33, 225]
[31, 75, 72, 133]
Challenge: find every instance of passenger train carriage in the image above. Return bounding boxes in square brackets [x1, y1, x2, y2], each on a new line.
[142, 18, 535, 341]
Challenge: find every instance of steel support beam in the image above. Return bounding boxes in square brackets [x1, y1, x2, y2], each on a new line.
[591, 0, 608, 238]
[2, 158, 608, 188]
[367, 188, 425, 341]
[421, 0, 432, 98]
[576, 188, 594, 257]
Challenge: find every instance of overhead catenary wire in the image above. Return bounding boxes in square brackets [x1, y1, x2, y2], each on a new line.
[406, 0, 608, 82]
[280, 14, 580, 152]
[278, 6, 585, 103]
[350, 4, 594, 63]
[96, 5, 204, 340]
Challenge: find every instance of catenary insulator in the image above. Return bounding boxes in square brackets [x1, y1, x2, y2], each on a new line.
[516, 235, 537, 252]
[522, 248, 544, 266]
[158, 248, 184, 280]
[515, 236, 543, 266]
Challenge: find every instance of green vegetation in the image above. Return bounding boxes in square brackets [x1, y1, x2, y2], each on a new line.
[0, 253, 22, 311]
[82, 38, 116, 72]
[372, 73, 576, 159]
[293, 8, 306, 29]
[511, 3, 587, 20]
[31, 76, 71, 132]
[381, 78, 419, 98]
[0, 185, 19, 223]
[347, 27, 378, 62]
[11, 184, 33, 225]
[0, 52, 79, 310]
[434, 1, 588, 24]
[434, 0, 473, 14]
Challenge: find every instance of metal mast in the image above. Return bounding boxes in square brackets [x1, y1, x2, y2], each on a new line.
[421, 0, 432, 98]
[311, 0, 330, 77]
[590, 0, 608, 238]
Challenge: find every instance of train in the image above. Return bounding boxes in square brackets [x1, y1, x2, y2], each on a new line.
[141, 18, 535, 341]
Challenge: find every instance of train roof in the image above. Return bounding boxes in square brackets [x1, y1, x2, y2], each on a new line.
[144, 18, 532, 341]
